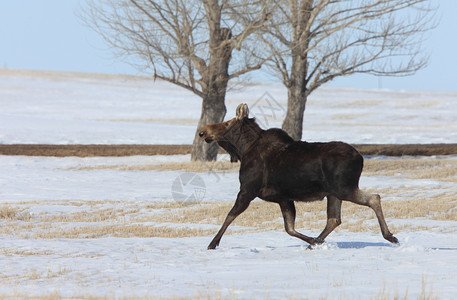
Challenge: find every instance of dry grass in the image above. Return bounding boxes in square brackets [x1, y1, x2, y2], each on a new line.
[0, 205, 31, 221]
[345, 99, 385, 107]
[75, 160, 240, 173]
[0, 291, 152, 300]
[0, 248, 54, 256]
[0, 68, 147, 83]
[1, 188, 455, 240]
[94, 117, 198, 125]
[71, 157, 457, 184]
[151, 191, 457, 234]
[1, 157, 456, 240]
[364, 157, 457, 182]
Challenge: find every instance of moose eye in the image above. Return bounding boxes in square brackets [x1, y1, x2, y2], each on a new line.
[225, 122, 230, 127]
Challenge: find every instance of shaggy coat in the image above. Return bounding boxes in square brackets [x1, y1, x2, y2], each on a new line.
[199, 104, 398, 249]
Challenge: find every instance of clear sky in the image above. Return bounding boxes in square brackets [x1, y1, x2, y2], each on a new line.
[1, 0, 456, 92]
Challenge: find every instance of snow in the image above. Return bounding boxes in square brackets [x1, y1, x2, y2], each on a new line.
[1, 233, 456, 299]
[1, 70, 457, 298]
[1, 70, 457, 145]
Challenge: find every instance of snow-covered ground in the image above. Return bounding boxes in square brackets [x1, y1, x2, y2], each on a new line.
[0, 70, 456, 299]
[1, 69, 457, 145]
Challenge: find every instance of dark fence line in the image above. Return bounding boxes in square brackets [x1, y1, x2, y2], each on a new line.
[1, 144, 457, 157]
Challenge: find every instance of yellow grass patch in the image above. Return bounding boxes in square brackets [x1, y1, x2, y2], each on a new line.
[94, 118, 198, 125]
[364, 157, 457, 182]
[0, 206, 31, 221]
[71, 156, 457, 185]
[74, 160, 240, 173]
[2, 157, 456, 240]
[1, 185, 455, 240]
[0, 248, 54, 256]
[345, 99, 385, 107]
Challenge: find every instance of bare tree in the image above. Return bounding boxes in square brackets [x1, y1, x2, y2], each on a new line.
[254, 0, 437, 140]
[80, 0, 271, 160]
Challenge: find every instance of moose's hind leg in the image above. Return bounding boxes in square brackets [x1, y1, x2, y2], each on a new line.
[317, 195, 342, 241]
[351, 189, 399, 244]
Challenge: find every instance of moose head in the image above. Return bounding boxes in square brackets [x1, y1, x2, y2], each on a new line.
[198, 103, 249, 143]
[198, 104, 261, 162]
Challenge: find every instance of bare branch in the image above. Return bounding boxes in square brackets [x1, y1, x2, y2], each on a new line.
[233, 0, 438, 140]
[80, 0, 273, 97]
[258, 0, 437, 91]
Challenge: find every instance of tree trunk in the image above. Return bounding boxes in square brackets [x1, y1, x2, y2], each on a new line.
[191, 23, 232, 161]
[281, 1, 314, 141]
[282, 86, 307, 141]
[282, 52, 308, 141]
[191, 94, 227, 161]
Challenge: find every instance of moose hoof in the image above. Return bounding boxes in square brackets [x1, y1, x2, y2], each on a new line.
[385, 234, 399, 245]
[207, 240, 219, 250]
[314, 238, 325, 245]
[306, 238, 325, 250]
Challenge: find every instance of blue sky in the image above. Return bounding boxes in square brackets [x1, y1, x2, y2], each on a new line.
[1, 0, 456, 91]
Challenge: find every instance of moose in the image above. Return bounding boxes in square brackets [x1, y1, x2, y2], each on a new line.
[199, 103, 399, 250]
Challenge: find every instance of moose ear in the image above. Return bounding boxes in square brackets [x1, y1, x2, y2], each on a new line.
[236, 103, 249, 120]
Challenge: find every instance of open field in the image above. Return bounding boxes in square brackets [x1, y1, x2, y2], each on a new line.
[1, 154, 456, 299]
[1, 182, 456, 240]
[1, 70, 456, 298]
[2, 156, 457, 240]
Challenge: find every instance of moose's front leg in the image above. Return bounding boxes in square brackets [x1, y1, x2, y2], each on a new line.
[208, 190, 254, 249]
